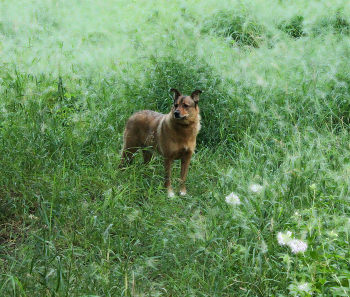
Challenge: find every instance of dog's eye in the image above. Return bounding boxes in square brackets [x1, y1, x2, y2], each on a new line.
[183, 104, 189, 108]
[174, 104, 179, 108]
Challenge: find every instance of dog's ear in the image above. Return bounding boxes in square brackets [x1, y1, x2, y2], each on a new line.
[170, 88, 182, 100]
[191, 90, 202, 102]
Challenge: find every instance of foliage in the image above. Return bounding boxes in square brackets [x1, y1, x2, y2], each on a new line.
[201, 9, 267, 48]
[310, 9, 350, 36]
[278, 15, 304, 38]
[1, 0, 350, 296]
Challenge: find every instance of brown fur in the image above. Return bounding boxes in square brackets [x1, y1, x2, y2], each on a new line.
[120, 88, 202, 197]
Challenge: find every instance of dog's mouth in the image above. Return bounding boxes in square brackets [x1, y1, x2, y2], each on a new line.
[174, 114, 187, 120]
[174, 110, 187, 120]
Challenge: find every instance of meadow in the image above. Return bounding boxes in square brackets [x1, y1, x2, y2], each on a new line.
[1, 0, 350, 296]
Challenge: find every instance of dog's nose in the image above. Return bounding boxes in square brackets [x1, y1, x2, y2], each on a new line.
[174, 110, 181, 118]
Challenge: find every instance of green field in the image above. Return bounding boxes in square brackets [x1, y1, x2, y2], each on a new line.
[1, 0, 350, 296]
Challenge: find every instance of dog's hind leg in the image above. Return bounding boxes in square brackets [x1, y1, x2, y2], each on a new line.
[119, 147, 138, 168]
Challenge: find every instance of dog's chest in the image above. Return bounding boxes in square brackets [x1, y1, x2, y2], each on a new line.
[178, 145, 190, 154]
[171, 146, 191, 159]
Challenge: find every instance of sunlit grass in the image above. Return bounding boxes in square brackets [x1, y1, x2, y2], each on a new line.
[1, 0, 350, 295]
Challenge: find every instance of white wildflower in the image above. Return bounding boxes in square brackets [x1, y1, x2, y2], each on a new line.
[288, 239, 308, 254]
[249, 184, 263, 193]
[225, 192, 241, 206]
[298, 283, 308, 291]
[277, 231, 307, 253]
[277, 231, 292, 246]
[297, 282, 312, 294]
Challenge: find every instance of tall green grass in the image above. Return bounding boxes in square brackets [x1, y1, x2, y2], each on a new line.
[1, 0, 350, 295]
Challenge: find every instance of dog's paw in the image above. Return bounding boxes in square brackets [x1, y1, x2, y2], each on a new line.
[179, 191, 186, 196]
[168, 191, 175, 198]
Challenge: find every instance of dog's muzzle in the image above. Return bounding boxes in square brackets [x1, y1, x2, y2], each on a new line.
[174, 110, 181, 119]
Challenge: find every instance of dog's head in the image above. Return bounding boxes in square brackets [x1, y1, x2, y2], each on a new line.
[170, 88, 202, 123]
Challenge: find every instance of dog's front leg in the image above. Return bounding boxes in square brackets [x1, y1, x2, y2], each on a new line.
[164, 157, 174, 197]
[180, 152, 192, 196]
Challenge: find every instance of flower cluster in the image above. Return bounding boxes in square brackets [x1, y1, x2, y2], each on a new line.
[288, 239, 308, 254]
[277, 231, 292, 245]
[298, 282, 311, 292]
[225, 192, 241, 206]
[249, 184, 263, 193]
[277, 231, 308, 254]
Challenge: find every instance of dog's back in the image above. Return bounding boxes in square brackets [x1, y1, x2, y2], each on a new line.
[123, 110, 164, 150]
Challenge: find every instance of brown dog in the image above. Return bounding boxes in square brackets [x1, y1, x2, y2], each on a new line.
[120, 88, 202, 197]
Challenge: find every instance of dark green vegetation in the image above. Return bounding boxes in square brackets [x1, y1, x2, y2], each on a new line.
[1, 0, 350, 296]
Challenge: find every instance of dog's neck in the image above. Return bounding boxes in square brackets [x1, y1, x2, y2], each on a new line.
[165, 114, 200, 139]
